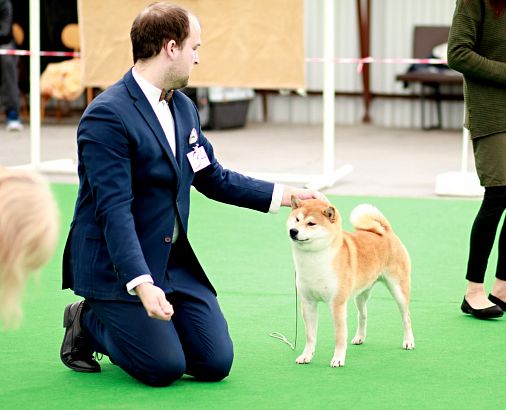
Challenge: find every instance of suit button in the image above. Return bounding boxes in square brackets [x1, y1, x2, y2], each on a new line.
[164, 236, 172, 243]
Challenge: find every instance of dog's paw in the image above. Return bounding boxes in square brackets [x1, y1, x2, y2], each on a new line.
[295, 353, 313, 364]
[403, 339, 415, 350]
[351, 335, 365, 345]
[330, 356, 345, 367]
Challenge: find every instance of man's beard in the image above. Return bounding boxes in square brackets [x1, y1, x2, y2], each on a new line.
[173, 75, 189, 90]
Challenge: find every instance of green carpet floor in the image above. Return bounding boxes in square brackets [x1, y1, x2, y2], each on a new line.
[1, 183, 504, 409]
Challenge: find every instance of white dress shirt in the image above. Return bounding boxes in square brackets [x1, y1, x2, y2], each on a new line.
[132, 68, 176, 155]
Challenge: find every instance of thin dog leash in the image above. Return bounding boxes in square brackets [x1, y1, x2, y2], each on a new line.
[269, 270, 298, 350]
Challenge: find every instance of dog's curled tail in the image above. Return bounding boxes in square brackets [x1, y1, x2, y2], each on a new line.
[350, 204, 391, 235]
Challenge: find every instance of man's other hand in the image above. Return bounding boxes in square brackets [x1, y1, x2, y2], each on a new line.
[135, 282, 174, 321]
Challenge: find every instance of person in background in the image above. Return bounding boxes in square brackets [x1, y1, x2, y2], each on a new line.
[448, 0, 506, 319]
[59, 2, 327, 386]
[0, 0, 22, 131]
[0, 167, 60, 329]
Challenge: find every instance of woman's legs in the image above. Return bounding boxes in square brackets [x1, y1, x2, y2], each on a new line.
[465, 186, 506, 308]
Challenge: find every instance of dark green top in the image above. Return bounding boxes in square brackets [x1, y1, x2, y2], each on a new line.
[447, 0, 506, 139]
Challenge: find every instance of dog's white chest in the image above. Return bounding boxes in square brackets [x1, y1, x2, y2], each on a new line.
[292, 248, 337, 302]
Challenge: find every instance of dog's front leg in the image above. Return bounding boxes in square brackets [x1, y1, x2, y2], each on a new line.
[296, 298, 318, 364]
[330, 300, 347, 367]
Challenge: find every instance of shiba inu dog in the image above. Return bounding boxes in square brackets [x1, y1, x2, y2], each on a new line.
[287, 197, 414, 367]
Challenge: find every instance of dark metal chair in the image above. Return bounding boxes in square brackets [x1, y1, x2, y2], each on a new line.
[396, 26, 463, 130]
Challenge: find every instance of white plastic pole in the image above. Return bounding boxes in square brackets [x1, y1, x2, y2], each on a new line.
[322, 0, 335, 175]
[29, 0, 41, 167]
[434, 106, 482, 197]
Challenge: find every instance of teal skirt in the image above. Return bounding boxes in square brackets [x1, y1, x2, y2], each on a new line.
[472, 131, 506, 187]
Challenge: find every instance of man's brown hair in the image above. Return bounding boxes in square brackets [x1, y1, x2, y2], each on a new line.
[130, 2, 190, 63]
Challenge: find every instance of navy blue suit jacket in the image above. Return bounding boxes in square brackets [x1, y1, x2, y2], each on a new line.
[62, 69, 274, 301]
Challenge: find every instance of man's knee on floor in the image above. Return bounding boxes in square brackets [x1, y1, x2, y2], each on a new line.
[135, 355, 186, 387]
[191, 350, 234, 382]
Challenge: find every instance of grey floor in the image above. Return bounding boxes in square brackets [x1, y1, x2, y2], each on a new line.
[0, 115, 479, 198]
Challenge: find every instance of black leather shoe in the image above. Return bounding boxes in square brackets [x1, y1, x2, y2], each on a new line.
[488, 294, 506, 312]
[60, 301, 101, 373]
[461, 297, 503, 320]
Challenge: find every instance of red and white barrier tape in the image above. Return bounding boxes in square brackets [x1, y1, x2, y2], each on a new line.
[0, 49, 79, 57]
[305, 56, 447, 73]
[1, 49, 443, 70]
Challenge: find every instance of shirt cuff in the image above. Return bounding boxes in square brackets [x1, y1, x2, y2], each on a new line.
[126, 274, 154, 296]
[268, 183, 284, 214]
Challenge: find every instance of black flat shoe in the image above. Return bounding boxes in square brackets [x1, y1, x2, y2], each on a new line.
[60, 300, 101, 373]
[488, 294, 506, 312]
[461, 297, 503, 320]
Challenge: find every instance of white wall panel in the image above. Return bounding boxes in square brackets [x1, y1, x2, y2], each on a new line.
[256, 0, 464, 129]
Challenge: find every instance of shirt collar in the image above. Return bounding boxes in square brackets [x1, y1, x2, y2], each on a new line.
[131, 67, 165, 107]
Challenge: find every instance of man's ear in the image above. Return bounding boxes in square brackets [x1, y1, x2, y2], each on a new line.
[291, 195, 302, 209]
[322, 206, 336, 223]
[164, 39, 177, 56]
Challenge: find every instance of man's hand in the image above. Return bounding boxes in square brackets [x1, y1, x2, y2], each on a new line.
[281, 186, 329, 207]
[135, 282, 174, 321]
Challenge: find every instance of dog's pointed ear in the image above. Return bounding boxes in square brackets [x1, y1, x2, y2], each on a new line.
[322, 206, 336, 223]
[291, 195, 302, 209]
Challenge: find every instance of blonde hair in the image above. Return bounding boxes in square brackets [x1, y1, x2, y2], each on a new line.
[0, 167, 60, 329]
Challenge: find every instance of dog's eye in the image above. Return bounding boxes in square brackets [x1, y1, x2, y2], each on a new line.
[307, 222, 316, 226]
[295, 217, 299, 222]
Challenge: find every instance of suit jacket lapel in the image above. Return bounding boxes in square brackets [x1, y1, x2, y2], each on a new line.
[123, 70, 181, 177]
[169, 98, 189, 169]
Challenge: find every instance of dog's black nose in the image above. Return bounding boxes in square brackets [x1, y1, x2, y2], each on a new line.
[289, 228, 299, 239]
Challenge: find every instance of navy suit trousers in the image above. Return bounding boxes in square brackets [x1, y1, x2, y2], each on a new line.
[82, 243, 234, 387]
